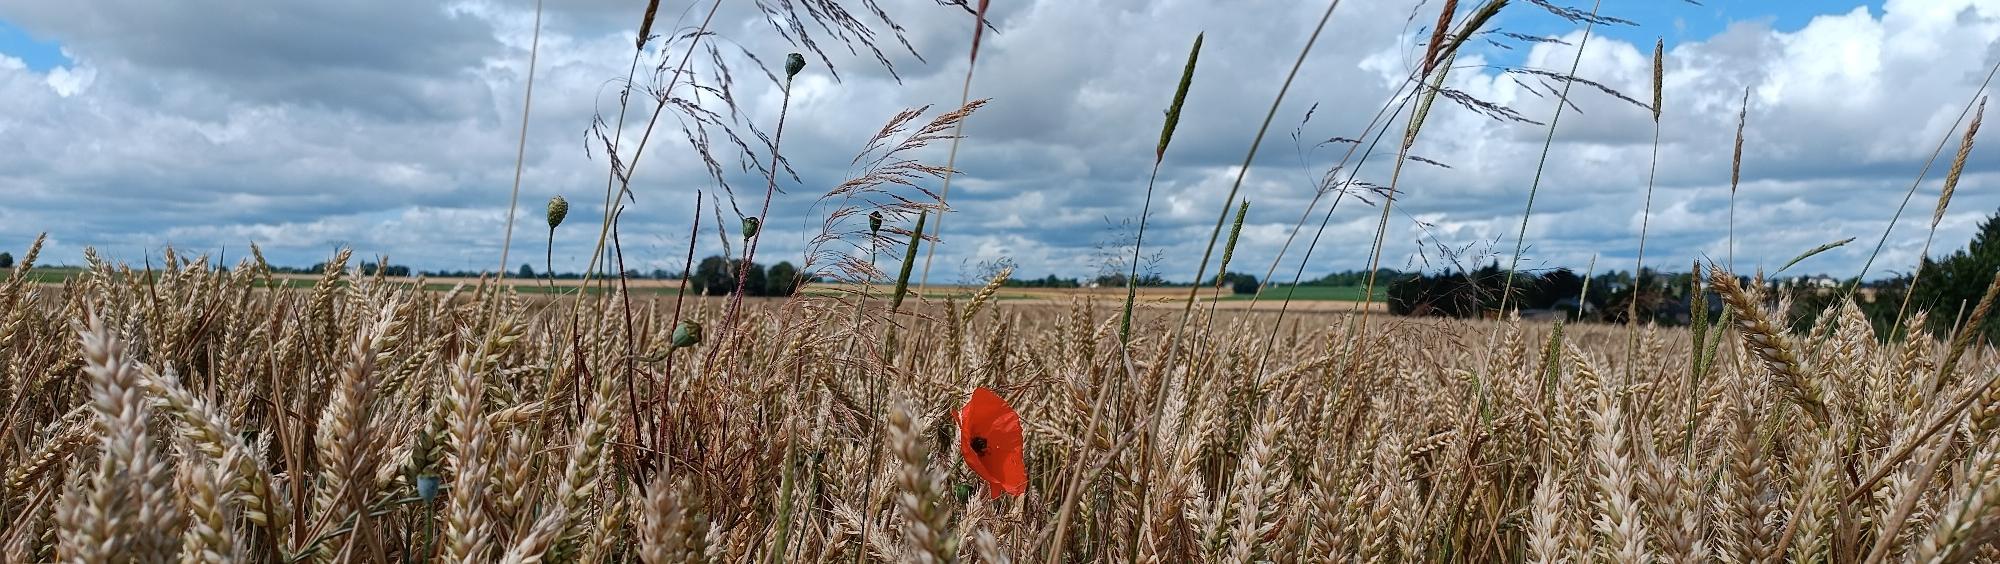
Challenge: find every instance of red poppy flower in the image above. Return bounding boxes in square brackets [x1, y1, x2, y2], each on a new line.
[958, 386, 1027, 498]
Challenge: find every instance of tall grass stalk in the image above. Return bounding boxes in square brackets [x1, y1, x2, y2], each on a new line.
[494, 0, 544, 294]
[915, 0, 993, 295]
[1892, 98, 1986, 334]
[1845, 59, 2000, 303]
[1494, 0, 1602, 316]
[1352, 0, 1506, 326]
[1102, 2, 1348, 561]
[717, 56, 805, 372]
[1121, 32, 1204, 350]
[1728, 88, 1747, 271]
[1625, 37, 1665, 383]
[575, 0, 722, 295]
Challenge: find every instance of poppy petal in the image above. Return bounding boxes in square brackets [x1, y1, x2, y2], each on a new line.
[960, 387, 1028, 498]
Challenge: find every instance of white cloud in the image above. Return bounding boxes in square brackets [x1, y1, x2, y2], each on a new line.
[0, 0, 1998, 284]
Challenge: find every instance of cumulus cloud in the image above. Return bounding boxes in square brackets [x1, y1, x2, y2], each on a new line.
[0, 0, 1997, 282]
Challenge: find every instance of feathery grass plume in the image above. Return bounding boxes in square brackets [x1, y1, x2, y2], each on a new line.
[1122, 31, 1205, 349]
[58, 314, 182, 562]
[1361, 40, 1468, 320]
[1709, 264, 1830, 427]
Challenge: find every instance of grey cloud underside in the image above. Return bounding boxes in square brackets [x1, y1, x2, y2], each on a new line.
[1, 0, 1999, 282]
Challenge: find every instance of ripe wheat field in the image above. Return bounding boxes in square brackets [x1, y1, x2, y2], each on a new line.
[3, 237, 2000, 563]
[9, 0, 2000, 561]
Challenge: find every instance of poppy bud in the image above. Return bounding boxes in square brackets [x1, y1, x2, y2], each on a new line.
[672, 319, 702, 348]
[868, 211, 883, 235]
[741, 216, 761, 239]
[785, 53, 806, 79]
[547, 195, 569, 229]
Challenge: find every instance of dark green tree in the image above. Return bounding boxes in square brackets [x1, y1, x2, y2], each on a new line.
[766, 261, 800, 296]
[1205, 271, 1259, 295]
[0, 252, 13, 269]
[1910, 207, 2000, 341]
[742, 261, 769, 296]
[694, 256, 734, 296]
[519, 263, 535, 279]
[1532, 268, 1585, 310]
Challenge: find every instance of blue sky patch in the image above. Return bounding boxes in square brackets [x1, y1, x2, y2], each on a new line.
[1479, 0, 1878, 66]
[0, 19, 68, 71]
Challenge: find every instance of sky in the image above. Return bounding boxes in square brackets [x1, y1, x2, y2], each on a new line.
[2, 0, 1998, 284]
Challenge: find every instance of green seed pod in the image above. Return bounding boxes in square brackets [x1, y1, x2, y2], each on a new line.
[869, 211, 884, 235]
[785, 53, 806, 79]
[741, 216, 762, 239]
[672, 320, 702, 348]
[546, 195, 569, 229]
[416, 475, 441, 503]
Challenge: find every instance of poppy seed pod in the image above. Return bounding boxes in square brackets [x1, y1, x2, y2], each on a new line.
[741, 216, 761, 239]
[546, 195, 568, 229]
[672, 320, 702, 348]
[785, 53, 806, 79]
[869, 211, 883, 235]
[416, 475, 441, 503]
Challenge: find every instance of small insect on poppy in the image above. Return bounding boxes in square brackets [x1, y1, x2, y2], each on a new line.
[958, 386, 1027, 498]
